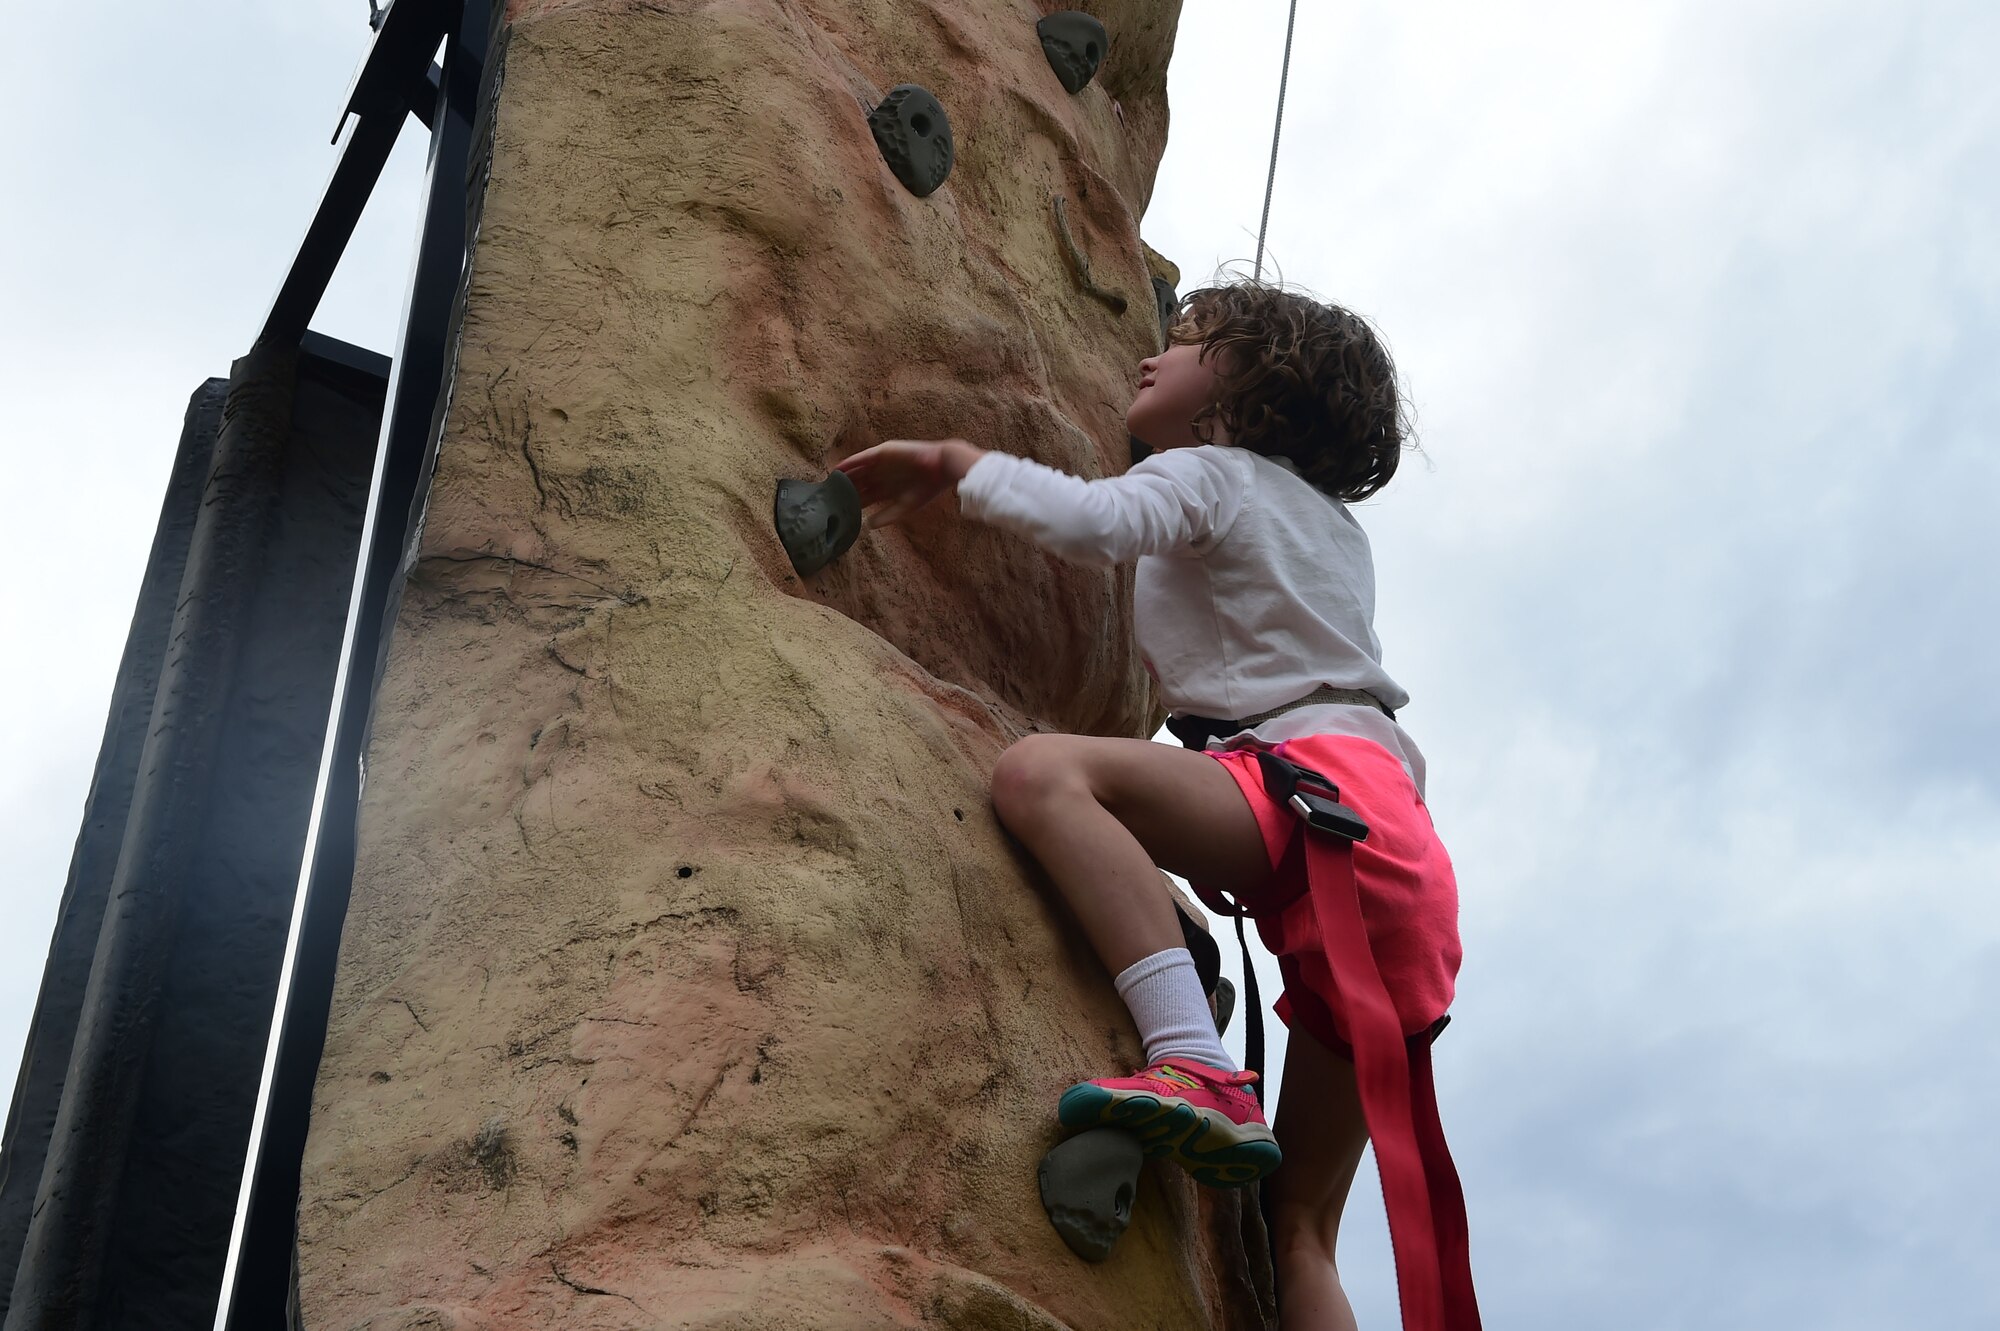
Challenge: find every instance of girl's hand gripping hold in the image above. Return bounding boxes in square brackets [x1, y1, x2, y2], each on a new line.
[836, 438, 987, 528]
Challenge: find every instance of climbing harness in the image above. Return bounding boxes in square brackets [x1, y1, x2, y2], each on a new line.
[1189, 745, 1482, 1331]
[1254, 0, 1301, 281]
[1164, 685, 1394, 751]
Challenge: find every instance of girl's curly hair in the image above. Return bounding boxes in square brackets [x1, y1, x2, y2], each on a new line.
[1177, 282, 1411, 502]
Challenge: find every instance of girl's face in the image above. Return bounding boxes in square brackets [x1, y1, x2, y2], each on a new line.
[1126, 335, 1230, 451]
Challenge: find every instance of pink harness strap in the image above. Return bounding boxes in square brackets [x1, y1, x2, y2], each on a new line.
[1288, 824, 1480, 1331]
[1189, 737, 1478, 1329]
[1412, 1038, 1480, 1328]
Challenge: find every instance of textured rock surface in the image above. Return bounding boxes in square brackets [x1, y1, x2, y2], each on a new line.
[298, 1, 1274, 1327]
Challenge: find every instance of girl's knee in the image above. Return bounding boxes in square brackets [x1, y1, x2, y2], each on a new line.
[990, 733, 1082, 830]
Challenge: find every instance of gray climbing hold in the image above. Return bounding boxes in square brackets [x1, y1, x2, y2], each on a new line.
[1038, 12, 1108, 94]
[1151, 276, 1179, 350]
[1213, 974, 1237, 1038]
[869, 84, 954, 198]
[1038, 1128, 1143, 1262]
[774, 472, 862, 577]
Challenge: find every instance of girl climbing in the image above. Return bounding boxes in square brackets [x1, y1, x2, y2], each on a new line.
[835, 281, 1477, 1331]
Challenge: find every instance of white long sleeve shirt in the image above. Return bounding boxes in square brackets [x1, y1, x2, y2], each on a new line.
[957, 444, 1428, 793]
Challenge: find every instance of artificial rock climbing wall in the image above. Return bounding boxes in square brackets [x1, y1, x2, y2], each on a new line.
[297, 2, 1273, 1327]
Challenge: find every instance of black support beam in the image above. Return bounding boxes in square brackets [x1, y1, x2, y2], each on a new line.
[217, 1, 498, 1324]
[2, 0, 500, 1324]
[260, 0, 458, 349]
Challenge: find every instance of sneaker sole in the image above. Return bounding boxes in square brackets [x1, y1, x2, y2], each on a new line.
[1058, 1084, 1282, 1188]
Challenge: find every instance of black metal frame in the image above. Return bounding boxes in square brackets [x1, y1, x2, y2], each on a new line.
[219, 1, 498, 1324]
[0, 3, 497, 1327]
[262, 0, 462, 349]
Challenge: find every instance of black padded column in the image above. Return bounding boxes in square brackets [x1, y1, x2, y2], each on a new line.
[0, 341, 387, 1330]
[0, 378, 226, 1319]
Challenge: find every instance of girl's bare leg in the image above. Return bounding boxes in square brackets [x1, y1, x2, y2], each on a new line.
[987, 732, 1273, 973]
[1266, 1028, 1371, 1331]
[991, 733, 1371, 1327]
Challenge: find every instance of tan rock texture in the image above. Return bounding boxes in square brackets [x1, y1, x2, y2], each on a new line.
[298, 2, 1275, 1327]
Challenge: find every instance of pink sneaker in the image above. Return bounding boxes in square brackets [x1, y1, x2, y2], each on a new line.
[1058, 1061, 1281, 1188]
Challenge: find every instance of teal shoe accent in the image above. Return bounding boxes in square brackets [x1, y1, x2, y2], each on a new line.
[1056, 1082, 1114, 1128]
[1179, 1122, 1284, 1189]
[1059, 1083, 1282, 1189]
[1058, 1083, 1198, 1157]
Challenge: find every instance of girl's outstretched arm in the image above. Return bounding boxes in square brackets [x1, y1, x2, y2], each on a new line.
[837, 439, 1247, 567]
[836, 438, 986, 528]
[959, 448, 1245, 567]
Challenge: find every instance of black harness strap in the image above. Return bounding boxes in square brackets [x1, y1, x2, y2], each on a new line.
[1165, 721, 1272, 1102]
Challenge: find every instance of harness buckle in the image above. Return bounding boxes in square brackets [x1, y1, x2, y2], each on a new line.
[1256, 751, 1370, 843]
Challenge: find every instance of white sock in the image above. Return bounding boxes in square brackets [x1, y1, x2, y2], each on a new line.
[1113, 947, 1237, 1073]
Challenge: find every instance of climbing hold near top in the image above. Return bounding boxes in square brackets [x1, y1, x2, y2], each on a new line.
[1038, 1128, 1143, 1262]
[1038, 12, 1108, 94]
[774, 472, 862, 577]
[869, 84, 954, 198]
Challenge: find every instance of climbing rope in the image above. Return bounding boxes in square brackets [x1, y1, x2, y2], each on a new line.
[1253, 0, 1301, 282]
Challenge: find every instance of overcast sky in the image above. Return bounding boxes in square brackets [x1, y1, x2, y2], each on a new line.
[3, 2, 1996, 1327]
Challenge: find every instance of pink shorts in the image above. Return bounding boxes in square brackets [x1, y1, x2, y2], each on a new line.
[1201, 735, 1462, 1051]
